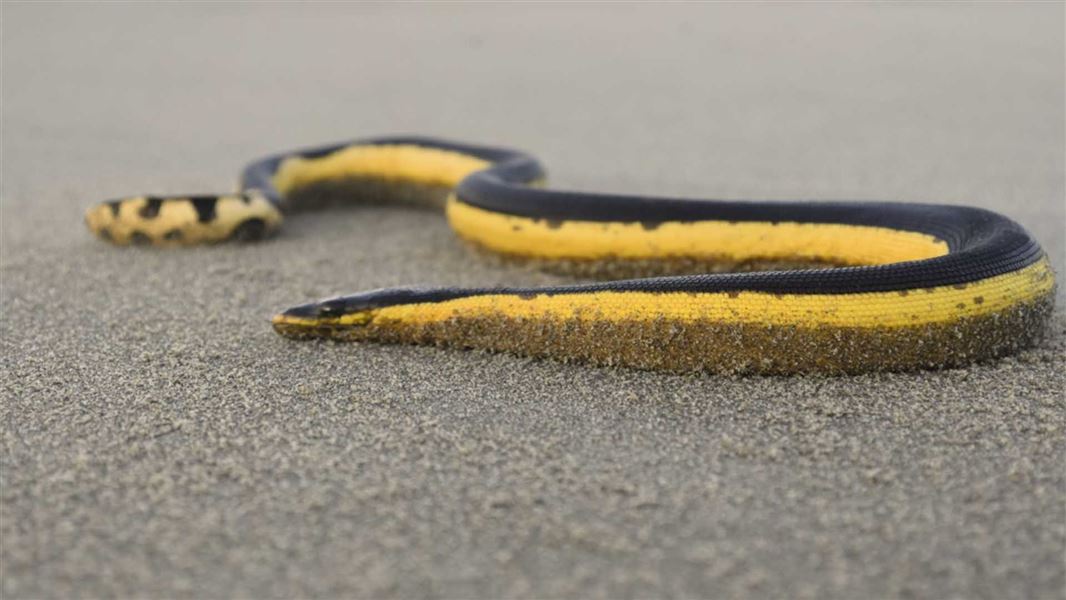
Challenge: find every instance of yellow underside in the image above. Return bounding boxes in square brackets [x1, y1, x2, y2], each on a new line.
[273, 144, 492, 196]
[446, 198, 949, 265]
[274, 258, 1053, 330]
[271, 144, 950, 266]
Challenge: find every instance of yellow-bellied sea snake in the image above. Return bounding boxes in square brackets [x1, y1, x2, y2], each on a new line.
[85, 136, 1055, 374]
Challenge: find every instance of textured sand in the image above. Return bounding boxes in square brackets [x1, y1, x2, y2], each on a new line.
[2, 4, 1064, 598]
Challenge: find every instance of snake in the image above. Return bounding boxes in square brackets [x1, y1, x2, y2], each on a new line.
[84, 136, 1055, 374]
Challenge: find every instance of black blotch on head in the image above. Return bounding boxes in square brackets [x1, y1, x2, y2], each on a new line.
[727, 291, 741, 299]
[640, 221, 663, 231]
[138, 197, 164, 219]
[544, 219, 564, 230]
[130, 231, 152, 245]
[98, 227, 112, 241]
[163, 229, 183, 241]
[190, 196, 218, 223]
[107, 201, 122, 217]
[231, 218, 266, 242]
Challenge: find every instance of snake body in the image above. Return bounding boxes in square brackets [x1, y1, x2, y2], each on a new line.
[85, 137, 1055, 374]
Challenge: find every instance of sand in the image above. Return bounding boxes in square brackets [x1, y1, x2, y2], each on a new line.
[2, 4, 1063, 598]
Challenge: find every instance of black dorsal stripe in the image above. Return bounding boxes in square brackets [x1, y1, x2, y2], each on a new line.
[239, 136, 1046, 294]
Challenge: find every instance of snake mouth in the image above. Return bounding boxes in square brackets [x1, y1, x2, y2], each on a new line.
[272, 314, 328, 339]
[272, 314, 311, 338]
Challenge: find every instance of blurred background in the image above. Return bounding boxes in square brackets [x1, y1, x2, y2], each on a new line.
[2, 4, 1063, 599]
[4, 3, 1063, 268]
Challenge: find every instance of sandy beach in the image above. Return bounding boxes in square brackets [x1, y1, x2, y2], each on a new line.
[2, 4, 1063, 598]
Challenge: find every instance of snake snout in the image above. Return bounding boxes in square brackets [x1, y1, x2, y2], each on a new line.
[271, 301, 327, 338]
[272, 296, 375, 338]
[277, 302, 320, 319]
[277, 297, 344, 319]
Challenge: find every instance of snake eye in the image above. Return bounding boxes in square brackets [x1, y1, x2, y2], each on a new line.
[316, 299, 348, 317]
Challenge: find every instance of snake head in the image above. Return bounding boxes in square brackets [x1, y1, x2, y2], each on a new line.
[272, 295, 375, 338]
[272, 287, 467, 339]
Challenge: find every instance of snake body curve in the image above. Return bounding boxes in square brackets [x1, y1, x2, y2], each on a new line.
[85, 136, 1055, 374]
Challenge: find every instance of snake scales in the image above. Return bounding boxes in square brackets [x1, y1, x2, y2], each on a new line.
[85, 136, 1055, 374]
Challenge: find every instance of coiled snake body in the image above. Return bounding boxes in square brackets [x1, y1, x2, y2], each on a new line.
[85, 137, 1055, 374]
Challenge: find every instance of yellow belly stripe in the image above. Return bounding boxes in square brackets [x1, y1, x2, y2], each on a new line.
[446, 198, 949, 265]
[273, 144, 491, 196]
[274, 258, 1052, 331]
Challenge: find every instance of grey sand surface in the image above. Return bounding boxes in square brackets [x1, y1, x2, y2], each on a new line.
[2, 4, 1064, 598]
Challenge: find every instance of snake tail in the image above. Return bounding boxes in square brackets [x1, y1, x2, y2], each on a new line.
[88, 137, 1056, 374]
